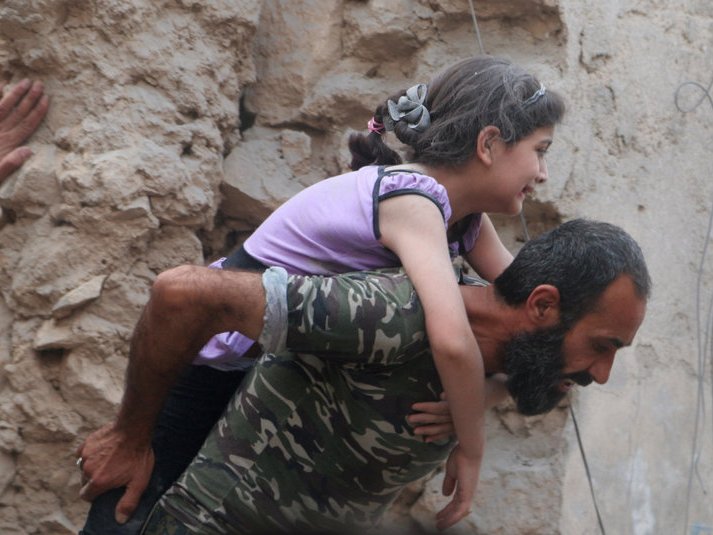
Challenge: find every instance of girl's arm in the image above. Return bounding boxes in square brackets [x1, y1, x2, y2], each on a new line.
[408, 216, 512, 440]
[466, 214, 513, 282]
[379, 194, 486, 531]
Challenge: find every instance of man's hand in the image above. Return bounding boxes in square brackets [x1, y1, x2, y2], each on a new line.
[435, 444, 482, 531]
[409, 392, 453, 443]
[75, 423, 154, 525]
[0, 79, 49, 182]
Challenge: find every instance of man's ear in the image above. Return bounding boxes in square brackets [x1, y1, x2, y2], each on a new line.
[525, 284, 561, 327]
[476, 125, 502, 166]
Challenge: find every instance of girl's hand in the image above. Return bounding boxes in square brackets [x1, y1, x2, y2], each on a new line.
[409, 392, 453, 443]
[436, 443, 482, 530]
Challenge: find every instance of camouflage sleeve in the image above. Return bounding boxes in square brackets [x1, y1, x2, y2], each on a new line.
[279, 268, 430, 365]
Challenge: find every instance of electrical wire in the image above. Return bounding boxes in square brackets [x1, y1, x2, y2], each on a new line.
[570, 404, 608, 534]
[676, 73, 713, 534]
[520, 214, 607, 535]
[467, 0, 486, 55]
[466, 4, 606, 534]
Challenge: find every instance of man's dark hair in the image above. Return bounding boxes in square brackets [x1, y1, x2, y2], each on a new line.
[494, 219, 651, 327]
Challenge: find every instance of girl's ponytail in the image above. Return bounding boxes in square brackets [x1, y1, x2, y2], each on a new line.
[348, 84, 432, 171]
[348, 106, 402, 170]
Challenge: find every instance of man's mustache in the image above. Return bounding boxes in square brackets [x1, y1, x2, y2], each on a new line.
[561, 370, 594, 387]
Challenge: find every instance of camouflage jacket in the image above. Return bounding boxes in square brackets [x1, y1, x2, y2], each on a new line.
[152, 268, 482, 534]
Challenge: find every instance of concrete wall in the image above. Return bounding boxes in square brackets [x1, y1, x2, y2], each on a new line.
[0, 1, 711, 533]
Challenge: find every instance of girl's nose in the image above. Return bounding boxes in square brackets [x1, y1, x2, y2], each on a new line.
[536, 159, 548, 184]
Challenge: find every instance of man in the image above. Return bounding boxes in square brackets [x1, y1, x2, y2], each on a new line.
[0, 78, 48, 181]
[77, 219, 650, 533]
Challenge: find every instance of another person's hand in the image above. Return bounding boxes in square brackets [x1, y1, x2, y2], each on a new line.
[0, 79, 49, 182]
[436, 443, 482, 531]
[75, 423, 154, 525]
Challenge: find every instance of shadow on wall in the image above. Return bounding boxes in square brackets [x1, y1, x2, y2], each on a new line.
[491, 199, 563, 253]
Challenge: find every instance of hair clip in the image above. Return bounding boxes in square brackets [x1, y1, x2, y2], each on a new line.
[386, 84, 431, 132]
[523, 84, 547, 107]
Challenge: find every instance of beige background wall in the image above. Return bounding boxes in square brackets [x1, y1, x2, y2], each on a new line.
[0, 1, 711, 533]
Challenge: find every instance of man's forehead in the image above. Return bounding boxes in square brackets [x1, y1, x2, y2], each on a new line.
[574, 275, 647, 341]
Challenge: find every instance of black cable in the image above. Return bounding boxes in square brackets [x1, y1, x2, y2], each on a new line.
[570, 405, 608, 534]
[674, 73, 713, 535]
[467, 4, 608, 533]
[520, 212, 606, 535]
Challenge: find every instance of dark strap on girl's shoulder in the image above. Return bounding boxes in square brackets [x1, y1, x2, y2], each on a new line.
[371, 166, 387, 239]
[371, 166, 446, 240]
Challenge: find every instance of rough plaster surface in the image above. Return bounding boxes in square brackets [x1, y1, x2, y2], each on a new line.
[0, 1, 712, 534]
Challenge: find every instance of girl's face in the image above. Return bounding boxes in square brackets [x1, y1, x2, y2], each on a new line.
[488, 125, 554, 215]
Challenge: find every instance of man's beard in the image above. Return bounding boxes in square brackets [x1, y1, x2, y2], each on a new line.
[503, 326, 593, 416]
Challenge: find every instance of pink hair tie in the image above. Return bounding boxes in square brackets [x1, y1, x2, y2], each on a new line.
[367, 117, 385, 135]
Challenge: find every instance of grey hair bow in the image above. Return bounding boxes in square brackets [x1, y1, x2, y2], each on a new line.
[387, 83, 431, 132]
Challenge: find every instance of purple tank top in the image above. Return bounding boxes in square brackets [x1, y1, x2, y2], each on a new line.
[196, 165, 482, 368]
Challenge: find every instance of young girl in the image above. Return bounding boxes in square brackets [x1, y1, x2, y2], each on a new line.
[79, 55, 565, 534]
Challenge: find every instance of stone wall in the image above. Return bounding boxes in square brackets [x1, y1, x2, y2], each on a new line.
[0, 1, 711, 533]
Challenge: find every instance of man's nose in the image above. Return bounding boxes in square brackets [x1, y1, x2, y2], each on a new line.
[589, 353, 616, 385]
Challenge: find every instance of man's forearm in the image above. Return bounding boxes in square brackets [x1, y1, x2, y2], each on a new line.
[113, 301, 195, 444]
[116, 266, 264, 442]
[113, 265, 268, 441]
[76, 266, 267, 515]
